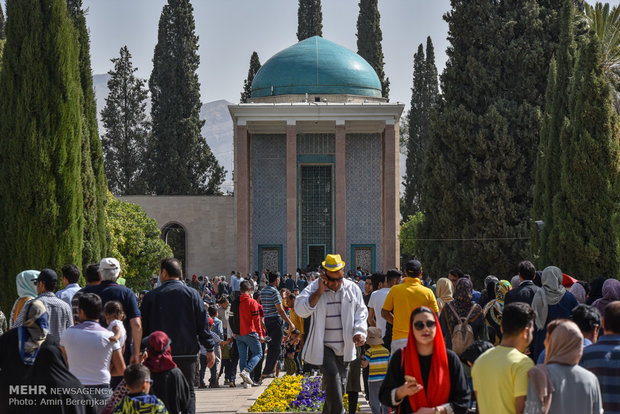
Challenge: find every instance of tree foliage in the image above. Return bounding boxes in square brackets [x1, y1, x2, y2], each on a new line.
[532, 0, 576, 266]
[297, 0, 322, 41]
[551, 34, 619, 278]
[0, 0, 83, 313]
[147, 0, 224, 195]
[402, 37, 438, 219]
[418, 0, 562, 279]
[240, 51, 261, 103]
[399, 212, 425, 261]
[356, 0, 389, 99]
[101, 46, 150, 195]
[0, 4, 5, 40]
[67, 0, 109, 269]
[106, 192, 173, 291]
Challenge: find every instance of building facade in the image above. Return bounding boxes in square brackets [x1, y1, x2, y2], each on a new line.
[230, 36, 403, 275]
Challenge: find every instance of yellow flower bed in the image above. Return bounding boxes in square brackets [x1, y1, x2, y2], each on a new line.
[249, 374, 303, 412]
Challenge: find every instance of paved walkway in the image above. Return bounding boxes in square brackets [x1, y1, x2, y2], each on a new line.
[196, 375, 372, 413]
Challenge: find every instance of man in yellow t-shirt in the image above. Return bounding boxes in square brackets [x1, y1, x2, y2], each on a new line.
[472, 302, 535, 414]
[381, 260, 438, 354]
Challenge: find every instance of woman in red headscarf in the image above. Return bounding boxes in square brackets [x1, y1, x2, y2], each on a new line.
[143, 331, 191, 414]
[379, 306, 469, 414]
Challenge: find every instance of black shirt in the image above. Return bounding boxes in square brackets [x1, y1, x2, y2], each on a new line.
[504, 280, 540, 306]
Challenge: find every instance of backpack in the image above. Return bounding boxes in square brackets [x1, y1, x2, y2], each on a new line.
[447, 303, 476, 354]
[229, 296, 241, 336]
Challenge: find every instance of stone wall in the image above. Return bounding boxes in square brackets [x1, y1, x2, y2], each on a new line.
[120, 195, 236, 278]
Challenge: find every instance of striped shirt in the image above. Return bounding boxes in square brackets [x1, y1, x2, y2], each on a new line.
[581, 335, 620, 414]
[324, 289, 344, 356]
[14, 292, 74, 344]
[260, 285, 282, 319]
[365, 344, 390, 382]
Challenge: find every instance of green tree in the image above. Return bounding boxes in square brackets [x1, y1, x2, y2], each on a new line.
[402, 37, 438, 219]
[551, 34, 619, 278]
[147, 0, 224, 195]
[297, 0, 322, 41]
[532, 0, 576, 266]
[0, 0, 83, 313]
[101, 46, 150, 195]
[356, 0, 389, 99]
[399, 212, 425, 261]
[418, 0, 560, 279]
[0, 4, 5, 40]
[67, 0, 109, 269]
[106, 192, 173, 291]
[240, 51, 261, 103]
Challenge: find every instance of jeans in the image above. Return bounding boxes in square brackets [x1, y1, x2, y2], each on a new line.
[251, 342, 266, 382]
[174, 356, 197, 414]
[368, 381, 389, 414]
[199, 354, 208, 385]
[262, 317, 283, 376]
[321, 346, 350, 414]
[237, 332, 263, 373]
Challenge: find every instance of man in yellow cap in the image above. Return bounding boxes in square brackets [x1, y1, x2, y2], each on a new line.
[294, 254, 368, 414]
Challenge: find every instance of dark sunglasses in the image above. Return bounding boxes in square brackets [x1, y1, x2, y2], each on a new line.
[325, 275, 344, 282]
[413, 320, 436, 331]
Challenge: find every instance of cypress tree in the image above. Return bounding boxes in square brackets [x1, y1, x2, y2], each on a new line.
[147, 0, 224, 195]
[101, 46, 150, 195]
[297, 0, 322, 41]
[402, 37, 438, 219]
[418, 0, 559, 278]
[552, 34, 618, 278]
[532, 0, 575, 267]
[240, 51, 261, 103]
[67, 0, 109, 268]
[0, 4, 5, 40]
[356, 0, 389, 99]
[0, 0, 83, 313]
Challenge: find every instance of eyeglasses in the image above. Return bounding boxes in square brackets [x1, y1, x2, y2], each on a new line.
[413, 320, 436, 331]
[325, 275, 344, 282]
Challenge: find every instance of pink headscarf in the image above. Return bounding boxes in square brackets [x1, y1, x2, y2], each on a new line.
[143, 331, 177, 374]
[592, 278, 620, 315]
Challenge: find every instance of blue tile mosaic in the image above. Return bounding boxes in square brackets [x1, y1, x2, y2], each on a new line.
[345, 133, 382, 270]
[252, 134, 287, 272]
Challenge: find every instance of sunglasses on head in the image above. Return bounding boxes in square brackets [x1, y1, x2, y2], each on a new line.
[413, 320, 436, 331]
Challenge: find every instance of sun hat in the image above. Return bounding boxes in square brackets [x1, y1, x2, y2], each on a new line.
[366, 326, 384, 346]
[322, 254, 345, 272]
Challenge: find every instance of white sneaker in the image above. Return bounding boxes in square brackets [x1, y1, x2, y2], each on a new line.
[240, 369, 253, 385]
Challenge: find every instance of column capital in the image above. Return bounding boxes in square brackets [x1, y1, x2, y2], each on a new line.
[336, 119, 346, 126]
[287, 119, 297, 126]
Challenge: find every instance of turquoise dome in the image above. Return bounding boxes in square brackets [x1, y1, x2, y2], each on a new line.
[251, 36, 382, 98]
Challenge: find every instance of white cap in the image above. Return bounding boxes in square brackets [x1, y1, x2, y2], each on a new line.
[99, 257, 121, 271]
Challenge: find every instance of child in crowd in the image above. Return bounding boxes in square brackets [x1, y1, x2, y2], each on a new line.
[284, 329, 302, 375]
[112, 364, 167, 414]
[105, 301, 127, 351]
[361, 327, 390, 414]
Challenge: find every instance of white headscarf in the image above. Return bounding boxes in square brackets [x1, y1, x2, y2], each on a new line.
[531, 266, 566, 330]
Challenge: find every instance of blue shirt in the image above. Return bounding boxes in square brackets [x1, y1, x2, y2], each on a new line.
[537, 337, 593, 364]
[260, 285, 281, 319]
[581, 334, 620, 414]
[230, 275, 241, 292]
[56, 283, 81, 306]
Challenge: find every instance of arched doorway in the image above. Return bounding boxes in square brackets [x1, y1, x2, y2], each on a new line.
[161, 222, 187, 277]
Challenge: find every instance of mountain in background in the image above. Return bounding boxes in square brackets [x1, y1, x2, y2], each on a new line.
[93, 74, 234, 194]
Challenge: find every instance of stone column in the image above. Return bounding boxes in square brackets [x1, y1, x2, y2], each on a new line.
[286, 120, 297, 275]
[236, 122, 250, 274]
[335, 121, 347, 259]
[382, 121, 398, 270]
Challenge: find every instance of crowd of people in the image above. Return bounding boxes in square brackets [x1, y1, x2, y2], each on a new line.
[0, 254, 619, 414]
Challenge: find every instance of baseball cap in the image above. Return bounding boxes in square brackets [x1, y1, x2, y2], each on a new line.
[405, 260, 422, 276]
[99, 258, 121, 271]
[33, 268, 58, 284]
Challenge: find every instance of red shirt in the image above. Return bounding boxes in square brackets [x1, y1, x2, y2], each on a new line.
[239, 293, 261, 336]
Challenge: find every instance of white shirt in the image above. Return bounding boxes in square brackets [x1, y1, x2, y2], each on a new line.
[368, 288, 391, 337]
[107, 319, 126, 349]
[60, 321, 121, 385]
